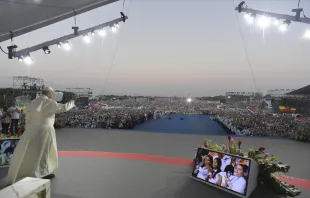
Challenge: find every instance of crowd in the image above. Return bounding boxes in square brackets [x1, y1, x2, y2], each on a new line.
[1, 98, 309, 142]
[54, 99, 206, 129]
[0, 103, 25, 135]
[211, 108, 310, 141]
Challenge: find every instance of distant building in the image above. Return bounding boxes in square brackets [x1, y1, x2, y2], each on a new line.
[286, 85, 310, 96]
[266, 89, 296, 98]
[270, 85, 310, 115]
[225, 92, 259, 97]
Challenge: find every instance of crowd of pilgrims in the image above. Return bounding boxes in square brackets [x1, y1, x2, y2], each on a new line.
[2, 98, 309, 141]
[54, 98, 205, 129]
[193, 148, 249, 194]
[211, 108, 310, 141]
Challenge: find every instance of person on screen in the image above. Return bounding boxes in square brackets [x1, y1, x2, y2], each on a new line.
[223, 164, 248, 194]
[220, 154, 231, 172]
[193, 152, 204, 175]
[220, 165, 235, 187]
[230, 157, 238, 175]
[207, 157, 222, 185]
[239, 159, 249, 177]
[197, 155, 213, 180]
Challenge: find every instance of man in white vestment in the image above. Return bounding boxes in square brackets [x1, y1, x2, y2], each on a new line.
[2, 87, 75, 186]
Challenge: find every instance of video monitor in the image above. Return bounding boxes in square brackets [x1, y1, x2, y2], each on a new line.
[0, 138, 20, 167]
[192, 147, 251, 196]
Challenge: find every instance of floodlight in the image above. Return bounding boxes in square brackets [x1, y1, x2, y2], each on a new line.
[273, 19, 280, 26]
[57, 43, 61, 48]
[18, 57, 23, 62]
[23, 55, 33, 65]
[114, 23, 120, 28]
[83, 34, 91, 43]
[62, 42, 71, 51]
[42, 46, 50, 54]
[244, 13, 255, 24]
[258, 16, 271, 29]
[98, 29, 107, 36]
[187, 98, 192, 103]
[91, 31, 95, 36]
[303, 30, 310, 39]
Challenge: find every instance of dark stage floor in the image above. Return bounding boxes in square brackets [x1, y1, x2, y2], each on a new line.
[55, 129, 310, 198]
[1, 126, 310, 198]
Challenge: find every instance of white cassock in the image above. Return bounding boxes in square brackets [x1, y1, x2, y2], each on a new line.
[3, 95, 75, 185]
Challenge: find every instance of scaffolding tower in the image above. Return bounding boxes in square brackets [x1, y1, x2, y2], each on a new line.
[13, 76, 45, 104]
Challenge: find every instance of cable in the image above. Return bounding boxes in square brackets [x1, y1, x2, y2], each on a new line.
[232, 0, 259, 92]
[0, 46, 8, 54]
[122, 0, 126, 11]
[101, 0, 132, 94]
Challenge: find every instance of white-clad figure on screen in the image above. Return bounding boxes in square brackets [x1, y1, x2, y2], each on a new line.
[3, 87, 75, 185]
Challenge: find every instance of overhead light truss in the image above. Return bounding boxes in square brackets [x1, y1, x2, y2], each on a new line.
[11, 12, 128, 59]
[236, 1, 310, 25]
[235, 1, 310, 39]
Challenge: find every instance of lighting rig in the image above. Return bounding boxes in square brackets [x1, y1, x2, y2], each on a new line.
[235, 1, 310, 38]
[7, 12, 127, 65]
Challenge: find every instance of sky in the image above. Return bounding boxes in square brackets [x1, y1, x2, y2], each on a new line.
[0, 0, 309, 97]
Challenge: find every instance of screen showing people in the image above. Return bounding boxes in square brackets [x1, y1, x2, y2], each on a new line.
[0, 139, 19, 167]
[192, 148, 250, 196]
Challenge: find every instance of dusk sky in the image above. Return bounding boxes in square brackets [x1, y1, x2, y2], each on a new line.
[0, 0, 309, 97]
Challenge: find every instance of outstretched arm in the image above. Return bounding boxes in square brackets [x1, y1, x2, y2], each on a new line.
[55, 100, 75, 113]
[44, 100, 75, 114]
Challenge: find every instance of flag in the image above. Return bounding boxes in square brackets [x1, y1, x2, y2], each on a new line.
[247, 107, 255, 114]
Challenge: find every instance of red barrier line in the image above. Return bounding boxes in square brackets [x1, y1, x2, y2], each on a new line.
[57, 151, 310, 190]
[58, 151, 193, 167]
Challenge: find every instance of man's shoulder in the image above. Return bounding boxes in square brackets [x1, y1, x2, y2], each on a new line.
[30, 97, 57, 106]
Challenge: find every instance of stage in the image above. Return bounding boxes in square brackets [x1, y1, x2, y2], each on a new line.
[1, 127, 310, 198]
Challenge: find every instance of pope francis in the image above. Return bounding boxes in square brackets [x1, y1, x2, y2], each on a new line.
[2, 87, 75, 186]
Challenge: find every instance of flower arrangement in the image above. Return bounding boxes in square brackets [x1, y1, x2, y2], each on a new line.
[0, 133, 20, 140]
[197, 136, 301, 197]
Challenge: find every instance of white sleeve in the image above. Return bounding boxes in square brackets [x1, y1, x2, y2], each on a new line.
[55, 100, 75, 113]
[232, 178, 246, 194]
[44, 100, 75, 114]
[198, 167, 208, 175]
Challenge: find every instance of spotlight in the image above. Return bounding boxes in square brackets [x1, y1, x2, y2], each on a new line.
[187, 98, 192, 103]
[303, 30, 310, 39]
[23, 55, 33, 65]
[273, 19, 280, 26]
[57, 43, 61, 48]
[83, 34, 91, 43]
[62, 41, 71, 51]
[42, 46, 50, 54]
[91, 31, 95, 36]
[257, 16, 271, 29]
[114, 23, 120, 28]
[279, 24, 288, 32]
[244, 13, 255, 24]
[111, 26, 117, 33]
[18, 57, 23, 62]
[279, 20, 291, 32]
[98, 29, 107, 37]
